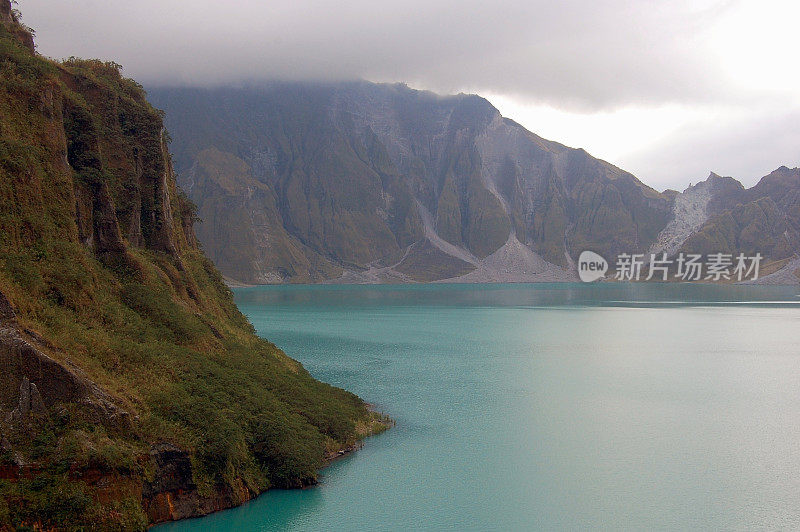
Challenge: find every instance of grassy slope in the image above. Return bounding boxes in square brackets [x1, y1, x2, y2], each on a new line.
[0, 13, 384, 529]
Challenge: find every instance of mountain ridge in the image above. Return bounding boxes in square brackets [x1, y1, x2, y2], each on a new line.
[150, 82, 685, 284]
[149, 82, 800, 285]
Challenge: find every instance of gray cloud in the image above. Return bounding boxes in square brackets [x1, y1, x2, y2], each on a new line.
[16, 0, 798, 191]
[21, 0, 735, 111]
[622, 105, 800, 190]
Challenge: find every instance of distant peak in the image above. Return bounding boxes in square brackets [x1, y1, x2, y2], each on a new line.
[705, 172, 741, 186]
[763, 165, 800, 180]
[771, 165, 797, 174]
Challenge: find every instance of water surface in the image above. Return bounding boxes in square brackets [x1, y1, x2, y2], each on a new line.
[158, 283, 800, 530]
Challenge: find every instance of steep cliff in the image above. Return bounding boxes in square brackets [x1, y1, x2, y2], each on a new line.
[0, 5, 384, 529]
[149, 83, 672, 283]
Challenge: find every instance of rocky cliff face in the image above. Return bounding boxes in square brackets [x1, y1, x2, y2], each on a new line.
[151, 83, 800, 284]
[667, 167, 800, 281]
[149, 83, 672, 283]
[0, 4, 382, 528]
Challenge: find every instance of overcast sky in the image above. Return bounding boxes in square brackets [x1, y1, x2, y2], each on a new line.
[18, 0, 800, 191]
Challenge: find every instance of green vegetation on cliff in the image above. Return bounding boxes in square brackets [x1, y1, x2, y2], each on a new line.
[0, 6, 383, 529]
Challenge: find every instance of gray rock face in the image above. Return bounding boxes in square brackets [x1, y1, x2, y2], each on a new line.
[649, 179, 713, 257]
[149, 82, 672, 283]
[8, 377, 47, 422]
[0, 289, 15, 323]
[0, 306, 132, 430]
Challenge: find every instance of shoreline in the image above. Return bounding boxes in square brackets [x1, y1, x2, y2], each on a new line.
[148, 407, 393, 528]
[323, 407, 394, 465]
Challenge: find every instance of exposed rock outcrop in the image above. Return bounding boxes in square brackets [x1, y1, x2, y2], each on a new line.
[142, 442, 255, 524]
[0, 291, 132, 431]
[649, 178, 713, 257]
[672, 167, 800, 271]
[7, 377, 47, 422]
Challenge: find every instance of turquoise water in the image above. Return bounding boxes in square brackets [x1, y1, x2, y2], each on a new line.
[157, 283, 800, 530]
